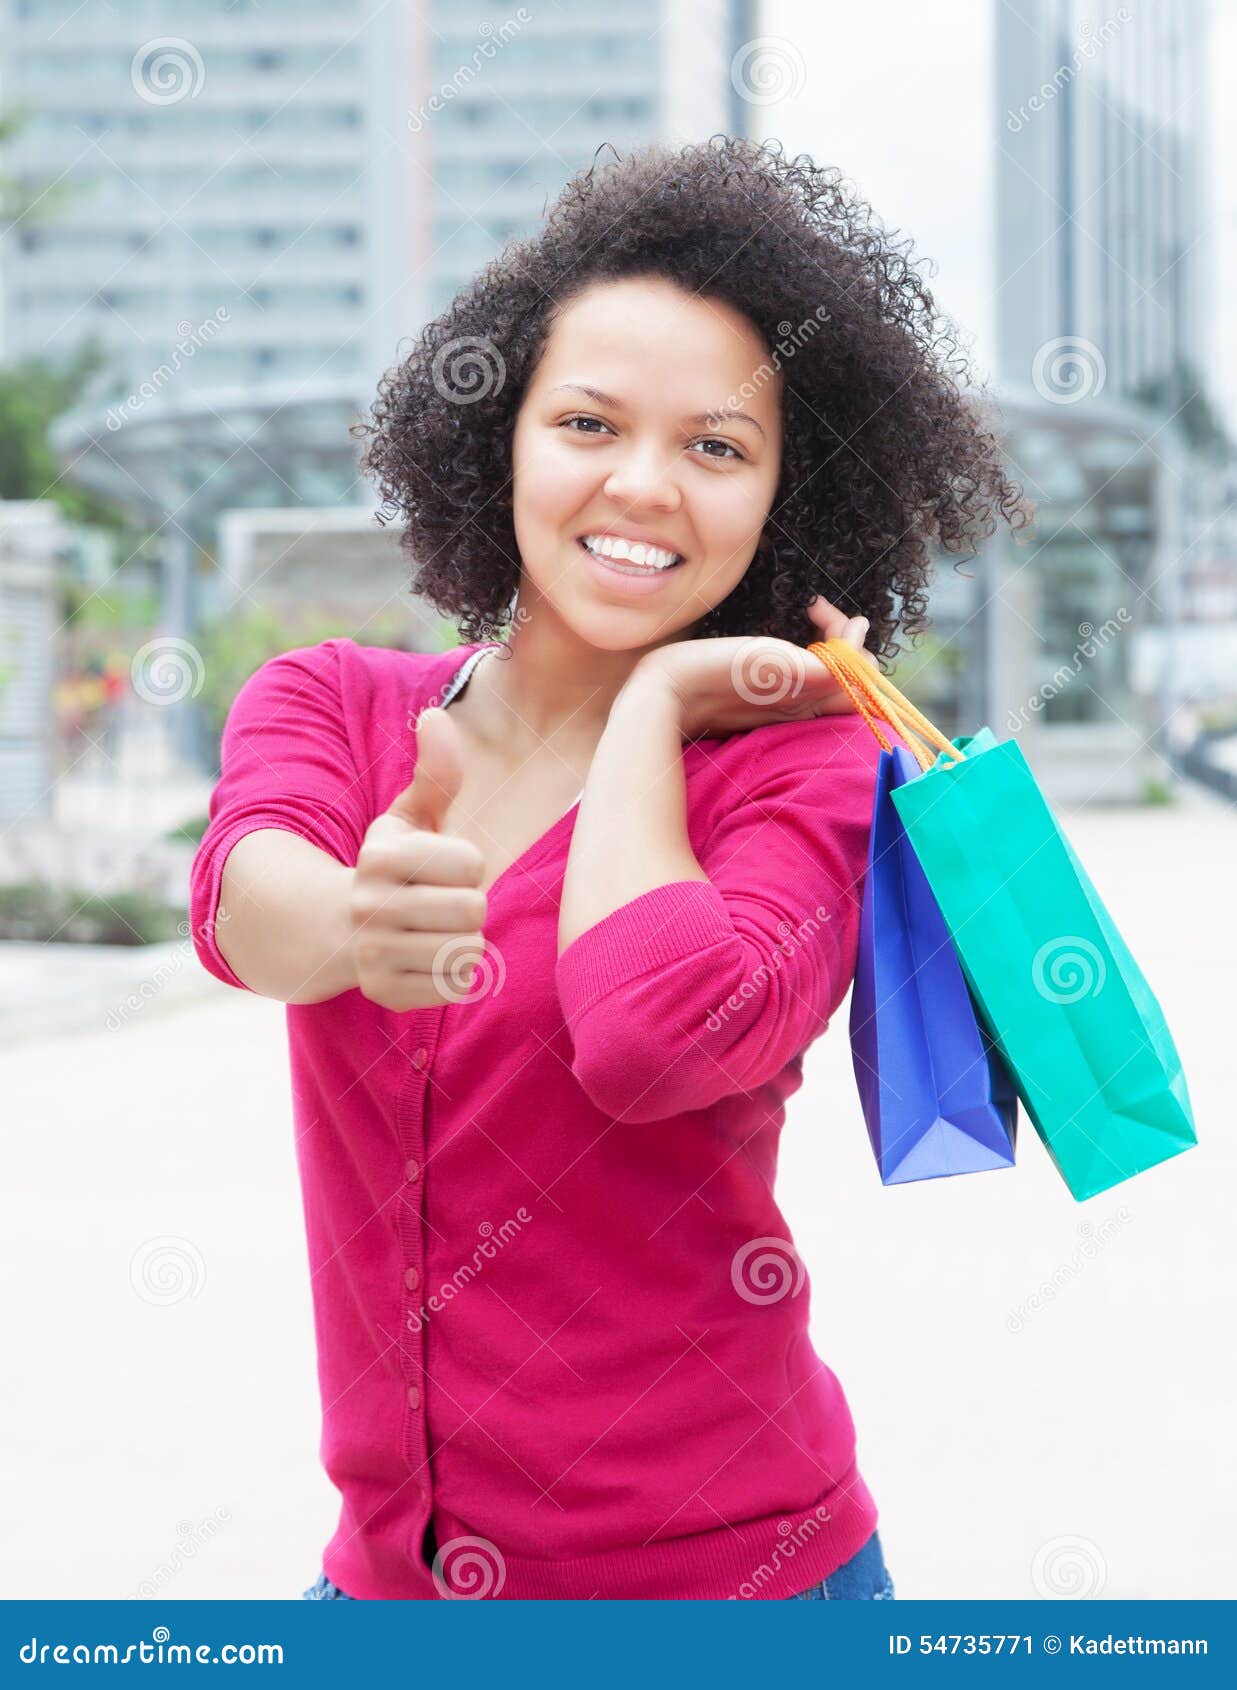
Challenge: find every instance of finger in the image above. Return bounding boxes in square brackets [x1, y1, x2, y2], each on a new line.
[812, 692, 864, 716]
[361, 882, 487, 933]
[842, 615, 870, 650]
[362, 823, 485, 888]
[387, 708, 464, 832]
[806, 594, 851, 641]
[359, 929, 487, 974]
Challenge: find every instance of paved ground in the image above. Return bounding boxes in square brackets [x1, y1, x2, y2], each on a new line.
[2, 788, 1232, 1600]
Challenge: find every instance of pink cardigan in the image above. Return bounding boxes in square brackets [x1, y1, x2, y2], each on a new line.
[189, 637, 885, 1600]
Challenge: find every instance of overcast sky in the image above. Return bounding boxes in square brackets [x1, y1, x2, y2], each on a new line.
[758, 0, 1234, 435]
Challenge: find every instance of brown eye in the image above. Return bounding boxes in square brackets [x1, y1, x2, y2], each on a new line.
[560, 415, 613, 436]
[688, 437, 743, 460]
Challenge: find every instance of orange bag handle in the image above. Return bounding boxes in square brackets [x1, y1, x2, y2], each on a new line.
[806, 637, 965, 774]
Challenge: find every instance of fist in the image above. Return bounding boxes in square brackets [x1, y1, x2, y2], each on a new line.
[349, 707, 487, 1012]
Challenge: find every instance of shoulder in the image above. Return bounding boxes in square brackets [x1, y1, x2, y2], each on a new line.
[235, 636, 481, 722]
[327, 636, 474, 698]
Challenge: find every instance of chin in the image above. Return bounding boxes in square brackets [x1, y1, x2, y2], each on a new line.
[559, 614, 664, 655]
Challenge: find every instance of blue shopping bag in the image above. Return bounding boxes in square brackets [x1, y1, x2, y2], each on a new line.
[850, 745, 1018, 1183]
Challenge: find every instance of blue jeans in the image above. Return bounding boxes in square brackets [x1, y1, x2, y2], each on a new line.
[302, 1529, 894, 1601]
[788, 1529, 895, 1600]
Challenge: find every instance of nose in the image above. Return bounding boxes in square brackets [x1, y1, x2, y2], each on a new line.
[602, 438, 682, 515]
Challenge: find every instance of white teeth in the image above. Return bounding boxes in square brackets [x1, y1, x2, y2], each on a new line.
[582, 534, 682, 569]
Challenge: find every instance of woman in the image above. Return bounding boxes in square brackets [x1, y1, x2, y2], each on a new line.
[190, 136, 1026, 1601]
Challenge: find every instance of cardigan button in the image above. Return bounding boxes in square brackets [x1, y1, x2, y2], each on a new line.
[404, 1158, 420, 1183]
[411, 1046, 429, 1070]
[404, 1266, 420, 1291]
[406, 1385, 421, 1410]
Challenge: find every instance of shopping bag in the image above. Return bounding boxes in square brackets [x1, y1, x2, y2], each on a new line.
[811, 639, 1196, 1203]
[850, 742, 1018, 1183]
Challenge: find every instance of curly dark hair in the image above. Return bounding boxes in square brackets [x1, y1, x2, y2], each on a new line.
[353, 134, 1030, 661]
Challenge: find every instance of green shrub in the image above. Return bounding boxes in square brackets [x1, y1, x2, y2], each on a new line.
[1140, 776, 1176, 807]
[163, 813, 209, 845]
[0, 882, 185, 945]
[194, 604, 459, 757]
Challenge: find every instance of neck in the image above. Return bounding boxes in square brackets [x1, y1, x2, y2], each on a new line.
[465, 602, 672, 757]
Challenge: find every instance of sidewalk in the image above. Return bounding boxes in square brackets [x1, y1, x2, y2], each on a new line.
[0, 937, 217, 1045]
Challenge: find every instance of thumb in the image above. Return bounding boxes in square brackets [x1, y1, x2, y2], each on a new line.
[387, 707, 464, 833]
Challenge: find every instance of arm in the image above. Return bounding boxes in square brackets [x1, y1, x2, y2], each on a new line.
[554, 682, 881, 1124]
[556, 593, 872, 950]
[557, 669, 706, 953]
[214, 829, 357, 1003]
[188, 640, 373, 1002]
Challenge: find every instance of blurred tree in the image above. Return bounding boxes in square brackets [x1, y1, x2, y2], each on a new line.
[0, 342, 133, 527]
[0, 107, 133, 530]
[195, 603, 451, 768]
[1130, 360, 1234, 463]
[0, 107, 77, 226]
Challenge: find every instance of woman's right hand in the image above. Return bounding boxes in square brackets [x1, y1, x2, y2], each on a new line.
[348, 708, 488, 1011]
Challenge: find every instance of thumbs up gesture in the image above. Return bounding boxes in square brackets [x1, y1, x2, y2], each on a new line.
[349, 708, 488, 1011]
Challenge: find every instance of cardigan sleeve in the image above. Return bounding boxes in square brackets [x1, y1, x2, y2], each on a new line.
[187, 639, 372, 990]
[554, 736, 881, 1123]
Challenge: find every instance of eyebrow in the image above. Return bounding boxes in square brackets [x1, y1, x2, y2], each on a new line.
[548, 382, 766, 441]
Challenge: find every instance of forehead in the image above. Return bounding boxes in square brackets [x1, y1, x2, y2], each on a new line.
[535, 276, 779, 412]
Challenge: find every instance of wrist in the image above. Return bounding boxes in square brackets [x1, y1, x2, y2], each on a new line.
[289, 861, 361, 1004]
[326, 864, 362, 997]
[615, 655, 688, 734]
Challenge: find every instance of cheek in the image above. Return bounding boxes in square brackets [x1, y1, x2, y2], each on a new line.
[514, 431, 598, 532]
[693, 472, 775, 554]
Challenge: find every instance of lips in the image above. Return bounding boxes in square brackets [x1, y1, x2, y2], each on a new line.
[578, 533, 685, 571]
[577, 536, 686, 596]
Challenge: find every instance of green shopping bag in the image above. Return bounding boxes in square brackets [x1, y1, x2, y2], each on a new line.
[809, 640, 1197, 1202]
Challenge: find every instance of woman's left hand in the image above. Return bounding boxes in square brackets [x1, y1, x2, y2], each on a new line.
[627, 595, 876, 739]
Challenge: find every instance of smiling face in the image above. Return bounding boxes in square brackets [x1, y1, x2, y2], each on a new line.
[509, 275, 783, 652]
